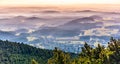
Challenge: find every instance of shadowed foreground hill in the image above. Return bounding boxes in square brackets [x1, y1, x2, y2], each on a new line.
[0, 40, 53, 64]
[0, 40, 76, 64]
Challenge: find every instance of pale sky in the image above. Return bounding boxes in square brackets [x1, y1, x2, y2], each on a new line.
[0, 0, 120, 7]
[0, 0, 120, 6]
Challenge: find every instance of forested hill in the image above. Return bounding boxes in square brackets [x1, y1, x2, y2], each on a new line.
[0, 40, 53, 64]
[0, 40, 77, 64]
[1, 38, 120, 64]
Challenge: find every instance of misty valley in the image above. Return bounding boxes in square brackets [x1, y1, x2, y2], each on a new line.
[0, 7, 120, 64]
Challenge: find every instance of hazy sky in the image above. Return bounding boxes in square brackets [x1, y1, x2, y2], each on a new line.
[0, 0, 120, 7]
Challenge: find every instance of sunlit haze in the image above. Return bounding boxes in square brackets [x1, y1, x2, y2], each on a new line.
[0, 0, 120, 7]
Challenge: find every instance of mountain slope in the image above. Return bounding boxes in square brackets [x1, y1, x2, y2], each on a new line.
[0, 40, 76, 64]
[0, 40, 53, 64]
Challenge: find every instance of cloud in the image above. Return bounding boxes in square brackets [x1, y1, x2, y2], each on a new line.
[27, 29, 35, 33]
[46, 35, 54, 38]
[35, 43, 45, 49]
[105, 25, 120, 29]
[69, 41, 85, 44]
[15, 33, 21, 36]
[94, 41, 102, 47]
[103, 17, 114, 20]
[84, 27, 119, 36]
[103, 22, 120, 27]
[29, 43, 45, 49]
[35, 22, 45, 28]
[27, 36, 38, 42]
[0, 27, 17, 31]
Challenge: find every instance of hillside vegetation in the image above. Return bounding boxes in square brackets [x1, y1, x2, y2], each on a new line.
[0, 40, 53, 64]
[48, 37, 120, 64]
[1, 37, 120, 64]
[0, 40, 76, 64]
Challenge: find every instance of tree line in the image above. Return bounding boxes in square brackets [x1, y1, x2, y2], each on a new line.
[0, 37, 120, 64]
[47, 37, 120, 64]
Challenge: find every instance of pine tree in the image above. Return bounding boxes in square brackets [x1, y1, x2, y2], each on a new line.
[31, 59, 38, 64]
[48, 47, 70, 64]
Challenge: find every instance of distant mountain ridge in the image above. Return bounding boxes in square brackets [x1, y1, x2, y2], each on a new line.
[74, 10, 120, 14]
